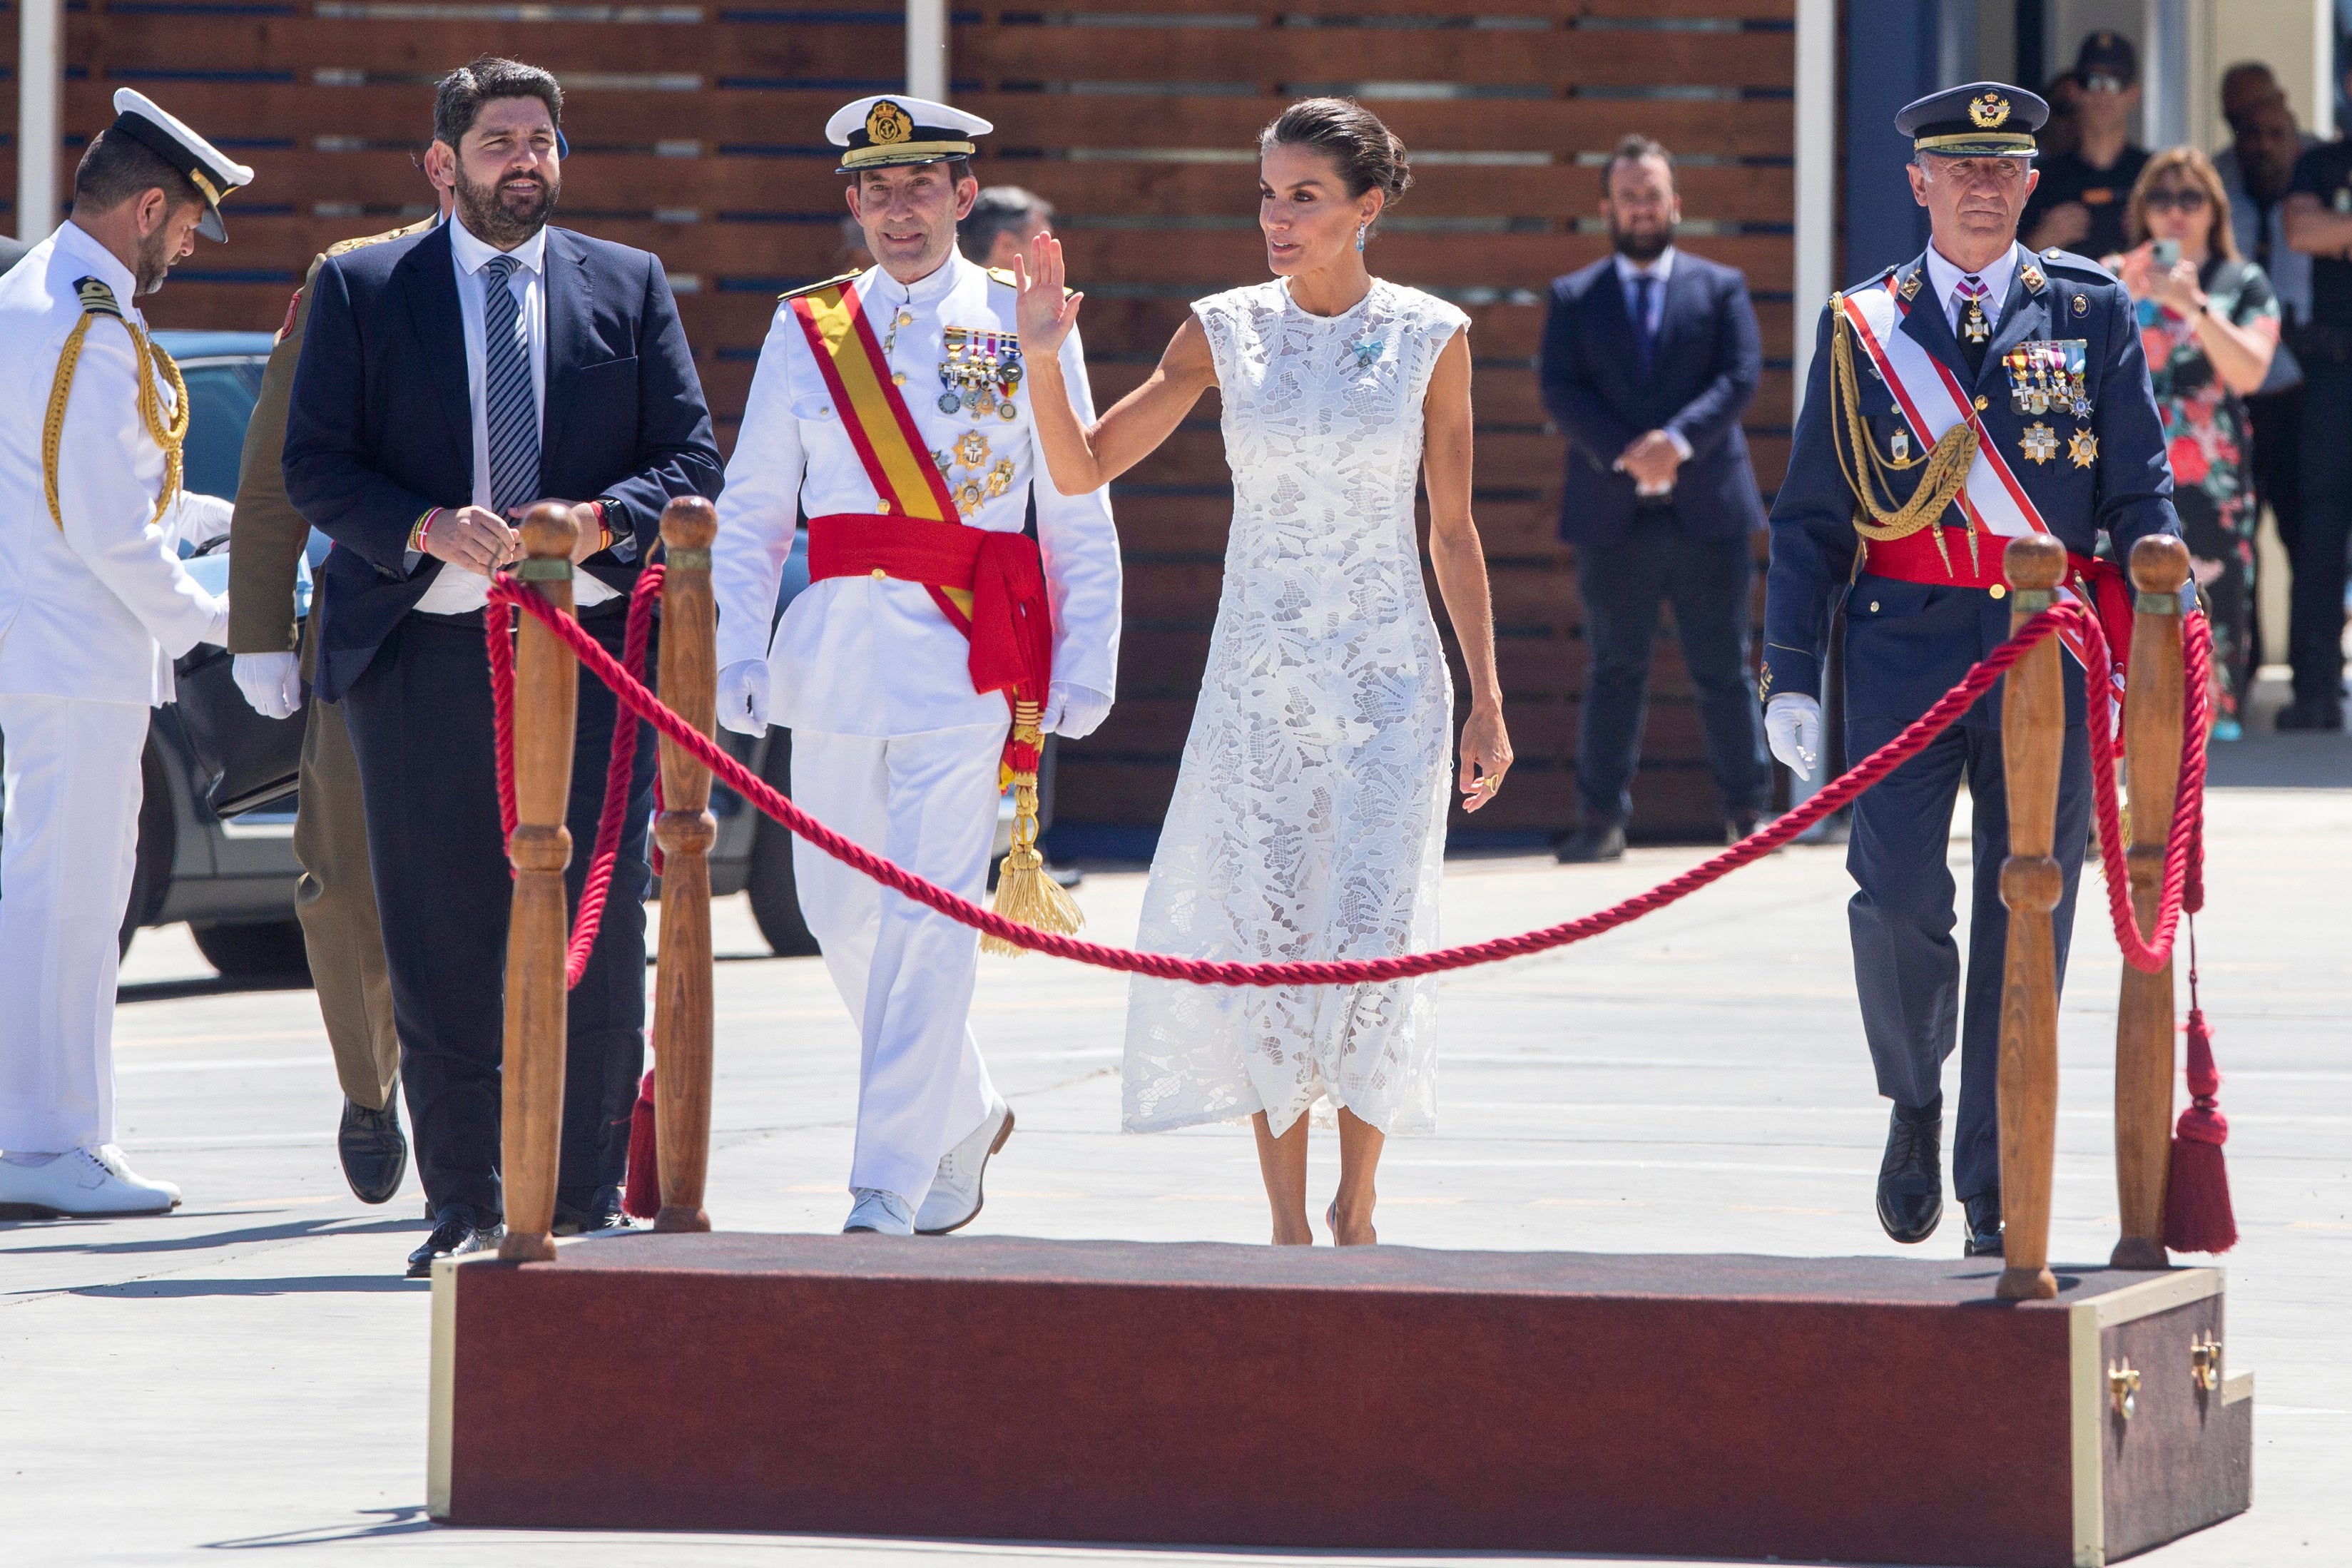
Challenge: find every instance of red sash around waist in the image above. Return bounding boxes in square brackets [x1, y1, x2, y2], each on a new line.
[807, 513, 1054, 770]
[1863, 527, 2136, 682]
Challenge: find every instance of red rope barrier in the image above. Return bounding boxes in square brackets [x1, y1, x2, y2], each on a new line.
[486, 566, 662, 989]
[485, 577, 2211, 987]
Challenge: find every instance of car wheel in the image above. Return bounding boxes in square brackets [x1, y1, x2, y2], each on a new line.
[190, 919, 312, 981]
[118, 739, 175, 959]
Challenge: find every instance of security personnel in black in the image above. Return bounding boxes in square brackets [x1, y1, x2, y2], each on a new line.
[1763, 83, 2178, 1258]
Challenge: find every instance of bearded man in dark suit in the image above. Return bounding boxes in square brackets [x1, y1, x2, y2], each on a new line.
[284, 56, 723, 1275]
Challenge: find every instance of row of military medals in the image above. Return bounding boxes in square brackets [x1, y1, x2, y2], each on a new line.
[933, 325, 1021, 516]
[2006, 339, 2097, 469]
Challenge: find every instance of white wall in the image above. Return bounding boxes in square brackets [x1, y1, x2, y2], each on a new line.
[2188, 0, 2333, 148]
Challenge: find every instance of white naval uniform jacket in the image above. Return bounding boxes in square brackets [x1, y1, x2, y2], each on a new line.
[713, 253, 1121, 737]
[0, 223, 230, 707]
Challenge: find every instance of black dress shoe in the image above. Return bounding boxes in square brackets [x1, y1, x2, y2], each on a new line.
[1554, 823, 1626, 863]
[337, 1096, 407, 1206]
[551, 1183, 633, 1237]
[405, 1203, 503, 1278]
[1963, 1191, 2004, 1257]
[1724, 810, 1763, 845]
[1875, 1095, 1945, 1244]
[2275, 698, 2345, 732]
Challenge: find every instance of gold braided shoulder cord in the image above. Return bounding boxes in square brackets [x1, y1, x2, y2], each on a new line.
[1828, 292, 1983, 576]
[42, 315, 189, 532]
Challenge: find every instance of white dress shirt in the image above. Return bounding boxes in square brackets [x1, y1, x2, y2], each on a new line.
[417, 219, 611, 613]
[1923, 240, 2021, 337]
[712, 251, 1121, 737]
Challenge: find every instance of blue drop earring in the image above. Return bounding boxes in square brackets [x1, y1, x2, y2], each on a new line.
[1355, 223, 1368, 253]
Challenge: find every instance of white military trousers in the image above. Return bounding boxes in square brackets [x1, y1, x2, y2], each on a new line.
[0, 695, 148, 1151]
[789, 723, 1004, 1203]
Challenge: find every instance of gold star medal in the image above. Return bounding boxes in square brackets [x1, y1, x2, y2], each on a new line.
[2069, 428, 2099, 469]
[954, 479, 983, 516]
[2020, 422, 2057, 464]
[986, 458, 1015, 498]
[954, 430, 991, 469]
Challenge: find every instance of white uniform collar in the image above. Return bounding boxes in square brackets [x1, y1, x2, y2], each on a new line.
[54, 220, 142, 317]
[1613, 245, 1676, 284]
[1922, 239, 2020, 317]
[864, 250, 972, 308]
[450, 216, 547, 277]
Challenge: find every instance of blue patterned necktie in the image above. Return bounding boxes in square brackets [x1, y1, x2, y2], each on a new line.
[1631, 272, 1658, 375]
[480, 253, 539, 514]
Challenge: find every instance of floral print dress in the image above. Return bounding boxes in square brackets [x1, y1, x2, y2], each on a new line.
[2139, 257, 2278, 723]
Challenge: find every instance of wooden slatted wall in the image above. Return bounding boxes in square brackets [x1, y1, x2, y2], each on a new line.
[3, 0, 1796, 845]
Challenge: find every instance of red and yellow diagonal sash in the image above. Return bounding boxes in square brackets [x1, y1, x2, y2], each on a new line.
[788, 278, 961, 525]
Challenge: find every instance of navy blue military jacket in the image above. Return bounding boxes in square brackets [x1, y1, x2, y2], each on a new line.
[1763, 244, 2178, 728]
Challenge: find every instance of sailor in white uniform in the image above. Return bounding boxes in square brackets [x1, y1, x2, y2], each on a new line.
[713, 95, 1121, 1236]
[0, 91, 249, 1216]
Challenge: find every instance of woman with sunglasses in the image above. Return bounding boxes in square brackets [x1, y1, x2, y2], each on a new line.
[2109, 146, 2281, 738]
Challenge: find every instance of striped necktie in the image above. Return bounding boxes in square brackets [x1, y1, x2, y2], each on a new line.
[480, 254, 539, 515]
[1952, 273, 1991, 374]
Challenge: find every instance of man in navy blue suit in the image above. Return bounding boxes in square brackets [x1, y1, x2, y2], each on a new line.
[1539, 136, 1769, 863]
[284, 56, 723, 1274]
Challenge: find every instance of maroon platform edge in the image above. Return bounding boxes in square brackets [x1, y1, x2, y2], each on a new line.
[426, 1234, 2251, 1566]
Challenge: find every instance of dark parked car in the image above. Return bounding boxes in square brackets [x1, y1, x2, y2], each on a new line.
[0, 329, 817, 974]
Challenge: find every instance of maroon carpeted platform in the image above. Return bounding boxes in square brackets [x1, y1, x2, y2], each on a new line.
[427, 1234, 2251, 1565]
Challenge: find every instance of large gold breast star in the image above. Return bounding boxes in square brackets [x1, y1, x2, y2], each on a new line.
[2020, 422, 2057, 464]
[2068, 428, 2099, 469]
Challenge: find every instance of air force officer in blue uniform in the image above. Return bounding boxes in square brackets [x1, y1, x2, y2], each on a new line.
[1763, 84, 2177, 1258]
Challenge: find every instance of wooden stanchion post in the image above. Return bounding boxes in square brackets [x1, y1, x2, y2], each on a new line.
[652, 497, 718, 1233]
[1995, 535, 2067, 1301]
[499, 505, 579, 1264]
[2112, 535, 2191, 1269]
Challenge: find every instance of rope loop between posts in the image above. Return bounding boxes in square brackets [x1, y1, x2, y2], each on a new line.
[483, 581, 2210, 987]
[487, 564, 663, 990]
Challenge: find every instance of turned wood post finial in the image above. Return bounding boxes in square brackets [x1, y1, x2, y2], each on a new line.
[2129, 533, 2191, 597]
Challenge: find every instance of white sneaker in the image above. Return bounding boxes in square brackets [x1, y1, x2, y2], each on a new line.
[0, 1145, 182, 1217]
[842, 1188, 915, 1236]
[915, 1097, 1014, 1236]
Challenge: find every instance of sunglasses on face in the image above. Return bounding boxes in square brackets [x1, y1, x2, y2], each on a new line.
[2143, 189, 2210, 212]
[2082, 73, 2129, 94]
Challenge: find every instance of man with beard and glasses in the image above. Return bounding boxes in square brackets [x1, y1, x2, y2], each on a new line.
[0, 91, 250, 1216]
[284, 56, 724, 1275]
[1539, 133, 1769, 863]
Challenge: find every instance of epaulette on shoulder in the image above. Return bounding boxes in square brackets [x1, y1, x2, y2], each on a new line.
[2037, 247, 2118, 282]
[1827, 265, 1896, 307]
[325, 215, 436, 259]
[986, 265, 1074, 297]
[74, 276, 123, 320]
[779, 271, 860, 303]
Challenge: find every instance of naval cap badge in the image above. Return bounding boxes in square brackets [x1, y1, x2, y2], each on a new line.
[865, 99, 915, 146]
[1969, 92, 2012, 130]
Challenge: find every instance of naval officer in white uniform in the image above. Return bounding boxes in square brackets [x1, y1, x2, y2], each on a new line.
[713, 96, 1121, 1236]
[0, 91, 250, 1216]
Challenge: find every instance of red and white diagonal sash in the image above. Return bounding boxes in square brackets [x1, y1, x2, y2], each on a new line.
[1838, 268, 2100, 680]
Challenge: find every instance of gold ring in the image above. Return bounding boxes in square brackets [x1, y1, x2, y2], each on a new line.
[1478, 774, 1500, 791]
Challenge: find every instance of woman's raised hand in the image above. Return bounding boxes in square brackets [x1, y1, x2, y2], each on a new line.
[1013, 230, 1084, 357]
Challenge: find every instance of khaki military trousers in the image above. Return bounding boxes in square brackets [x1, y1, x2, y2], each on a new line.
[296, 621, 399, 1111]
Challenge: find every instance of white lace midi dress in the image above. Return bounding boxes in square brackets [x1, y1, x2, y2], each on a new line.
[1121, 278, 1470, 1138]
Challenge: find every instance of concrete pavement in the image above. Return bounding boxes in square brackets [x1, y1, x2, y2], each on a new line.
[3, 765, 2345, 1564]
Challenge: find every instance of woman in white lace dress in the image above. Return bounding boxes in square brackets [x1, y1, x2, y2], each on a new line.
[1019, 99, 1510, 1246]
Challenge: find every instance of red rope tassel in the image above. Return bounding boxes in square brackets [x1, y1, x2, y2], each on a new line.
[621, 1068, 661, 1221]
[2165, 920, 2236, 1253]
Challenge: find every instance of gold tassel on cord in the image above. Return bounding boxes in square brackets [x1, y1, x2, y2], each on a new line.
[984, 703, 1083, 956]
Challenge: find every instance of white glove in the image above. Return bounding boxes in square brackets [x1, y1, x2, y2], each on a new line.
[201, 597, 232, 650]
[1039, 681, 1111, 740]
[169, 492, 235, 551]
[717, 658, 771, 735]
[1765, 693, 1822, 781]
[233, 651, 303, 720]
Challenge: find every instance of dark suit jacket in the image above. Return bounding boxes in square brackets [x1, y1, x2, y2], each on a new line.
[283, 221, 723, 701]
[1537, 250, 1767, 546]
